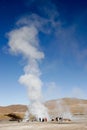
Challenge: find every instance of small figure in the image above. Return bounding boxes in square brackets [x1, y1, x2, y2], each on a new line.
[39, 118, 41, 122]
[42, 118, 44, 122]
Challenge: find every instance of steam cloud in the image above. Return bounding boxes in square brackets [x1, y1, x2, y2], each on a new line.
[56, 100, 72, 119]
[8, 15, 50, 120]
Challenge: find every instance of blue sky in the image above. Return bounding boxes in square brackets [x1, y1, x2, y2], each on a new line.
[0, 0, 87, 106]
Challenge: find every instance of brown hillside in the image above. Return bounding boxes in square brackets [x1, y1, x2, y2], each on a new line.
[45, 98, 87, 115]
[0, 98, 87, 120]
[0, 105, 27, 114]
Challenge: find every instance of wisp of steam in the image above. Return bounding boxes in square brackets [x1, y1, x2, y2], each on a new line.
[56, 99, 72, 120]
[8, 15, 50, 121]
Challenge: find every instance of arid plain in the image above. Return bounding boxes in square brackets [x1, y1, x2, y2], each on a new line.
[0, 120, 87, 130]
[0, 98, 87, 130]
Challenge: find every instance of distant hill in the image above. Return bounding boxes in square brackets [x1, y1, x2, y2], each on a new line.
[0, 105, 27, 120]
[0, 98, 87, 120]
[0, 105, 27, 114]
[45, 98, 87, 116]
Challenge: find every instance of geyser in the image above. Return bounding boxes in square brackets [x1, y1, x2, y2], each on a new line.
[8, 17, 49, 121]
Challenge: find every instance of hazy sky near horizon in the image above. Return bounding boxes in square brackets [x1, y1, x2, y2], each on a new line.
[0, 0, 87, 106]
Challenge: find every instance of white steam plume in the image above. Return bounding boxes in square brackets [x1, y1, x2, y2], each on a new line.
[8, 21, 49, 120]
[56, 99, 72, 120]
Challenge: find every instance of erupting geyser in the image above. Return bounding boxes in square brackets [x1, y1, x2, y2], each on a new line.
[8, 19, 49, 121]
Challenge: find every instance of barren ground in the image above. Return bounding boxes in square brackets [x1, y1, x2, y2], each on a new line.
[0, 117, 87, 130]
[0, 98, 87, 130]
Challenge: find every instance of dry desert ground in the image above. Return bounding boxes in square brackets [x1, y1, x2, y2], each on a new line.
[0, 116, 87, 130]
[0, 98, 87, 130]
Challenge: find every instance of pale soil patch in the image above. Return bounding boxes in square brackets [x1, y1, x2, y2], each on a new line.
[0, 121, 87, 130]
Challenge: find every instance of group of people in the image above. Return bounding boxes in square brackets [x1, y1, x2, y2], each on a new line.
[51, 116, 63, 123]
[39, 117, 47, 122]
[38, 116, 63, 123]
